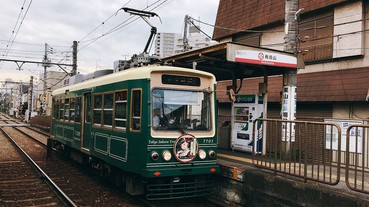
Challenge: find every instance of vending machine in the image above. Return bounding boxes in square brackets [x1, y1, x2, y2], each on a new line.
[231, 94, 264, 153]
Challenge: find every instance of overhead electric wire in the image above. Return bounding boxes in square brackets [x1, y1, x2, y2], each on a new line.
[190, 17, 284, 34]
[188, 19, 212, 39]
[78, 0, 168, 52]
[2, 0, 27, 58]
[77, 0, 159, 45]
[106, 0, 167, 35]
[190, 14, 369, 36]
[2, 0, 33, 59]
[79, 0, 134, 43]
[79, 0, 162, 42]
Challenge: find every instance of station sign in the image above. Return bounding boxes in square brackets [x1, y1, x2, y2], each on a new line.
[234, 49, 297, 68]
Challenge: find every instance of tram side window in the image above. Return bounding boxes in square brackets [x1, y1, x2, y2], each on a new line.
[53, 99, 58, 119]
[85, 94, 92, 123]
[114, 91, 127, 130]
[130, 89, 141, 131]
[59, 99, 65, 121]
[93, 94, 102, 125]
[74, 97, 81, 123]
[103, 93, 113, 127]
[64, 98, 70, 121]
[70, 98, 75, 122]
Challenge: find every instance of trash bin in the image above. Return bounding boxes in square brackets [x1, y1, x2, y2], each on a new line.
[218, 121, 231, 150]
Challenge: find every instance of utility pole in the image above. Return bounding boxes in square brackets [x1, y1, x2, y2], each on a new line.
[183, 15, 190, 52]
[42, 43, 51, 115]
[19, 82, 22, 116]
[284, 0, 299, 53]
[28, 76, 33, 122]
[43, 43, 49, 93]
[282, 0, 300, 153]
[72, 41, 78, 76]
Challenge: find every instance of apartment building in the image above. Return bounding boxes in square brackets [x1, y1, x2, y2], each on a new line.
[155, 25, 212, 58]
[36, 71, 66, 115]
[154, 32, 182, 58]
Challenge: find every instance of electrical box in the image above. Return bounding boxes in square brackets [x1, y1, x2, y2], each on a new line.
[231, 94, 264, 153]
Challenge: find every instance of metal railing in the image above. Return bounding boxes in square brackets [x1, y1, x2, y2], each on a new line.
[250, 118, 369, 194]
[217, 115, 369, 194]
[345, 124, 369, 193]
[252, 118, 342, 185]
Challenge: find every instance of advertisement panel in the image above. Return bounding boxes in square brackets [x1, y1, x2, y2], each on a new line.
[325, 119, 364, 153]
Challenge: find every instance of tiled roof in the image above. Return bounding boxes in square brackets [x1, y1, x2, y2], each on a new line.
[213, 0, 347, 40]
[216, 67, 369, 102]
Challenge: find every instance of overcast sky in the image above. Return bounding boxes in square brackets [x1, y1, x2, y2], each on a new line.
[0, 0, 219, 84]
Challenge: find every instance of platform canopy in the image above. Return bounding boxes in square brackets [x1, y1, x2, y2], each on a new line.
[161, 42, 299, 81]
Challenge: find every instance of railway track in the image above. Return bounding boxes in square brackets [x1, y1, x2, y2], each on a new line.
[0, 114, 225, 206]
[1, 125, 138, 206]
[0, 127, 74, 206]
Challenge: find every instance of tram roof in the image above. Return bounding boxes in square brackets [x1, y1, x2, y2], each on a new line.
[161, 42, 300, 81]
[52, 65, 216, 96]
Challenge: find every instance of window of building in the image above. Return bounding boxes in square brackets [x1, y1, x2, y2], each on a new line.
[103, 93, 113, 127]
[299, 10, 333, 63]
[130, 89, 142, 131]
[114, 91, 127, 130]
[93, 94, 102, 125]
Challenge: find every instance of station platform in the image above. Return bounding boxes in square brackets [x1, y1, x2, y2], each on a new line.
[217, 149, 253, 182]
[215, 148, 369, 207]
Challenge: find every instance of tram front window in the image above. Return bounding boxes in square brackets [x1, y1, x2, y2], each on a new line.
[152, 89, 211, 131]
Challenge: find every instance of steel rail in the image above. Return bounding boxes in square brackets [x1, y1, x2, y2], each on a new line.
[0, 127, 78, 207]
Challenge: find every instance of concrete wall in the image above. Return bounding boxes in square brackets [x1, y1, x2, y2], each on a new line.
[333, 102, 369, 120]
[214, 164, 369, 206]
[260, 25, 284, 51]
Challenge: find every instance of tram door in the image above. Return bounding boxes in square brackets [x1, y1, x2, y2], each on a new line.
[82, 92, 92, 150]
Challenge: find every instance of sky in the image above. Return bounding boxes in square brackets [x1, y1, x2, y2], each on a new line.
[0, 0, 220, 84]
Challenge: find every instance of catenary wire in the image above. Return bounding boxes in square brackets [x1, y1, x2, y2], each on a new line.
[2, 0, 33, 59]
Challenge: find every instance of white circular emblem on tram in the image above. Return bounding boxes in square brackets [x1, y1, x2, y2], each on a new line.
[173, 134, 199, 163]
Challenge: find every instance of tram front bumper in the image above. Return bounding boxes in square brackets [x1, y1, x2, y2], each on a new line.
[142, 164, 219, 178]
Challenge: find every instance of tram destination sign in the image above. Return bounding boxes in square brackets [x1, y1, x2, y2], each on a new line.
[162, 75, 201, 86]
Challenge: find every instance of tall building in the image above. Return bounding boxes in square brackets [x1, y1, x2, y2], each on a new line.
[155, 25, 212, 58]
[213, 0, 369, 122]
[36, 71, 66, 115]
[154, 32, 182, 58]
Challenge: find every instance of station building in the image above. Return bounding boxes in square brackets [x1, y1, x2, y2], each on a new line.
[213, 0, 369, 123]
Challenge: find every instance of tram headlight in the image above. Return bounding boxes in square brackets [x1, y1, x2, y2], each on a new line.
[162, 150, 172, 161]
[198, 149, 206, 160]
[209, 150, 216, 158]
[151, 151, 159, 161]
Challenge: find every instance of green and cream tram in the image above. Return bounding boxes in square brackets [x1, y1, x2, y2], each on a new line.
[51, 65, 219, 200]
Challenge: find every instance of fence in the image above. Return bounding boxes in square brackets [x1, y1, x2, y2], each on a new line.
[345, 124, 369, 193]
[251, 118, 369, 193]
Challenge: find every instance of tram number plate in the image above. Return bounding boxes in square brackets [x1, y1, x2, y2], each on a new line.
[202, 139, 214, 144]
